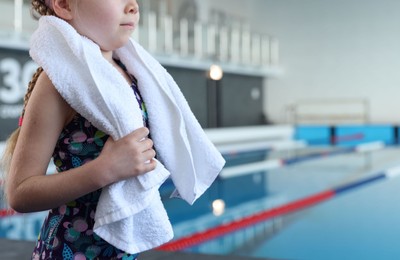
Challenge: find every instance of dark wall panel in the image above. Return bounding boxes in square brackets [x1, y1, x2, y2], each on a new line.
[219, 73, 265, 127]
[0, 47, 36, 141]
[166, 67, 266, 129]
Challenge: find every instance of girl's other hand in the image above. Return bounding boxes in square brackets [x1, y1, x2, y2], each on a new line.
[97, 127, 157, 185]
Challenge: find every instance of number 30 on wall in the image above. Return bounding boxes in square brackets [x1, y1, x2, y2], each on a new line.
[0, 58, 37, 104]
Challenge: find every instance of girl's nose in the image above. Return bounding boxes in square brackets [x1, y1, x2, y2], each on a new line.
[126, 1, 139, 14]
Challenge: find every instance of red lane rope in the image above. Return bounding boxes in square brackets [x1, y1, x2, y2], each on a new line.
[158, 190, 335, 251]
[0, 208, 17, 218]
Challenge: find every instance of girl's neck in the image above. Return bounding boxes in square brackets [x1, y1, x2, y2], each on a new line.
[101, 49, 114, 63]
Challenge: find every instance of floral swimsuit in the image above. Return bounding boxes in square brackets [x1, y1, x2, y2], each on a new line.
[32, 68, 148, 260]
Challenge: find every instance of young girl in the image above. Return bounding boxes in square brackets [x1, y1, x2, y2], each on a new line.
[2, 0, 224, 259]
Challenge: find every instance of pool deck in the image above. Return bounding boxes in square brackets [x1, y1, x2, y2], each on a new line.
[0, 239, 275, 260]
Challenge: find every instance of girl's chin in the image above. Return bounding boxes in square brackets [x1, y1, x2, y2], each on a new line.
[100, 40, 131, 53]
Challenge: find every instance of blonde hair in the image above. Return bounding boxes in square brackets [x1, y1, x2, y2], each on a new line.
[32, 0, 55, 17]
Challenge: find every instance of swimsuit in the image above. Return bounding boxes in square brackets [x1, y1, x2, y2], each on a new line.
[32, 73, 147, 260]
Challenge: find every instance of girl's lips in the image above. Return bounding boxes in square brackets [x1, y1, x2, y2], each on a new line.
[121, 23, 135, 29]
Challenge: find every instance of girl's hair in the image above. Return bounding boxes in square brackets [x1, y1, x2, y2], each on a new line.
[1, 0, 52, 197]
[1, 68, 43, 186]
[32, 0, 55, 17]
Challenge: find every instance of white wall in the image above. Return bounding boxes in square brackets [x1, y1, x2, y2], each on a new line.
[250, 0, 400, 124]
[0, 2, 37, 34]
[202, 0, 253, 28]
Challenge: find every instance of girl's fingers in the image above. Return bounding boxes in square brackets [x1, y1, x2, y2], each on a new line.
[142, 148, 156, 161]
[130, 127, 150, 141]
[139, 158, 157, 174]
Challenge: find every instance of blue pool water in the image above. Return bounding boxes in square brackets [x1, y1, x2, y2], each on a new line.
[172, 147, 400, 259]
[251, 177, 400, 260]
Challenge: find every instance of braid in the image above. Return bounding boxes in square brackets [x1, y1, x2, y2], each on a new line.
[31, 0, 55, 18]
[21, 67, 43, 120]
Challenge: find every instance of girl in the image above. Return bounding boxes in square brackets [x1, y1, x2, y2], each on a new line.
[3, 0, 159, 259]
[3, 0, 225, 257]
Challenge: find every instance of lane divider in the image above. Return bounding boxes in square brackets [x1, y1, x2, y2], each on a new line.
[219, 133, 364, 156]
[158, 164, 400, 251]
[0, 208, 17, 218]
[220, 141, 384, 179]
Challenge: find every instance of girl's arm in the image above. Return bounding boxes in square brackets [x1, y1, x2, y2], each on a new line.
[6, 72, 156, 213]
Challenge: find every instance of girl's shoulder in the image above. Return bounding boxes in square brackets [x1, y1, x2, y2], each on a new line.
[35, 70, 53, 89]
[28, 69, 76, 127]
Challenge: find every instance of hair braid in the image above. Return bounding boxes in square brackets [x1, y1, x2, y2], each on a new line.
[21, 67, 43, 120]
[31, 0, 55, 17]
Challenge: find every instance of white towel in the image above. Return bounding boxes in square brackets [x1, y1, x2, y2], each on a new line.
[29, 16, 225, 254]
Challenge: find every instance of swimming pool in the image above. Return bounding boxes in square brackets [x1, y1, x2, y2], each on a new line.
[167, 146, 400, 260]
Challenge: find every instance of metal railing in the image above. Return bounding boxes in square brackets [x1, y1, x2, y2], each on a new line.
[0, 2, 281, 76]
[135, 13, 279, 68]
[286, 98, 370, 125]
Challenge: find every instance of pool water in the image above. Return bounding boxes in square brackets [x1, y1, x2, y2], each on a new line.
[173, 147, 400, 260]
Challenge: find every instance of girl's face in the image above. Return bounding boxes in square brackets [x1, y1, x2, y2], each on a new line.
[68, 0, 140, 53]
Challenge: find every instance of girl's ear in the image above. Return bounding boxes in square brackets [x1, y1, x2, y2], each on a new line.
[52, 0, 73, 20]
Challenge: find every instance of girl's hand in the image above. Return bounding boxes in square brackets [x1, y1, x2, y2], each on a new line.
[97, 127, 157, 185]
